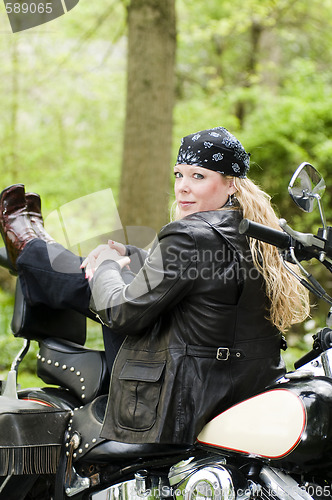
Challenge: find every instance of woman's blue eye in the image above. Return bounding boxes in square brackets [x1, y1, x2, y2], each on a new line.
[193, 173, 204, 179]
[174, 172, 182, 178]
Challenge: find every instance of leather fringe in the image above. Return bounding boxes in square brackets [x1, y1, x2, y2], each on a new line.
[0, 445, 61, 475]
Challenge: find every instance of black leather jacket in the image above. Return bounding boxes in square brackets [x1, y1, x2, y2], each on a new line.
[90, 209, 286, 445]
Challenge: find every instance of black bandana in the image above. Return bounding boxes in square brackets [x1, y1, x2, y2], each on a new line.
[176, 127, 250, 178]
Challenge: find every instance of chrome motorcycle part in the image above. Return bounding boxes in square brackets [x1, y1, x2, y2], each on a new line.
[169, 458, 238, 500]
[281, 245, 332, 306]
[90, 474, 169, 499]
[327, 308, 332, 329]
[135, 470, 151, 496]
[288, 162, 326, 215]
[288, 162, 327, 261]
[321, 349, 332, 378]
[1, 339, 30, 399]
[173, 466, 235, 500]
[10, 338, 30, 373]
[169, 456, 226, 486]
[65, 466, 90, 497]
[1, 369, 18, 399]
[91, 479, 136, 499]
[279, 219, 325, 252]
[259, 467, 314, 500]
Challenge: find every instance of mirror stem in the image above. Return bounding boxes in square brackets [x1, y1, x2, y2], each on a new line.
[312, 194, 327, 261]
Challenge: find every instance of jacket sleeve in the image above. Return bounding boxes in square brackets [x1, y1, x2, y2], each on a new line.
[89, 221, 197, 335]
[125, 244, 150, 274]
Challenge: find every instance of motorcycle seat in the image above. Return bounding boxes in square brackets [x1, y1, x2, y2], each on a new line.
[37, 338, 110, 404]
[67, 395, 193, 464]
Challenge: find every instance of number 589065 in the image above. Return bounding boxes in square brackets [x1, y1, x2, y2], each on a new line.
[5, 3, 53, 14]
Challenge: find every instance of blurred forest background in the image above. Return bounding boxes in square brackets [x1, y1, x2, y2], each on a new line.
[1, 0, 332, 384]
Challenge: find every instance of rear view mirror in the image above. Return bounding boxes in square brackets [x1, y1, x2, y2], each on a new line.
[288, 162, 325, 213]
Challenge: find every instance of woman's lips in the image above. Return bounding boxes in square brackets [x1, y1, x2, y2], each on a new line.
[179, 201, 195, 207]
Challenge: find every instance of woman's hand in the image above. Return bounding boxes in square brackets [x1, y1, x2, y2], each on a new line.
[81, 240, 130, 280]
[108, 240, 126, 256]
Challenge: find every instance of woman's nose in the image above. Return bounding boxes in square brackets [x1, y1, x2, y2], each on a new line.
[178, 178, 190, 192]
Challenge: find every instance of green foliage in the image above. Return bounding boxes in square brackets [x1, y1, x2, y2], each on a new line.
[0, 289, 16, 371]
[0, 3, 127, 215]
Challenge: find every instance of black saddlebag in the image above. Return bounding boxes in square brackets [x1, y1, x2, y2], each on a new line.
[0, 396, 71, 475]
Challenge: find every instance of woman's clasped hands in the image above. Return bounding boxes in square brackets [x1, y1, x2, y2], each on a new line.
[80, 240, 131, 281]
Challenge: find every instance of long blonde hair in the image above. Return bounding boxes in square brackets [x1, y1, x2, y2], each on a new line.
[232, 176, 310, 332]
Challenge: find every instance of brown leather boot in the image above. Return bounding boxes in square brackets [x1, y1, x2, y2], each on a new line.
[25, 192, 55, 244]
[0, 184, 37, 270]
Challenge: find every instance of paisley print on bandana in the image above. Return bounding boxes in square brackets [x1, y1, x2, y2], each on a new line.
[176, 127, 250, 178]
[176, 149, 204, 167]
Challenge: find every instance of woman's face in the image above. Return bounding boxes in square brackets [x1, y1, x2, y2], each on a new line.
[174, 164, 237, 218]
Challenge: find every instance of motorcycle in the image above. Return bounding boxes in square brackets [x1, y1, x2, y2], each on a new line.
[1, 162, 332, 500]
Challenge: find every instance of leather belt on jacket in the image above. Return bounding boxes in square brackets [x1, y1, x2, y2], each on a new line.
[186, 334, 286, 361]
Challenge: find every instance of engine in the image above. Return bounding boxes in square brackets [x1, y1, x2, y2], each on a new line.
[169, 456, 248, 500]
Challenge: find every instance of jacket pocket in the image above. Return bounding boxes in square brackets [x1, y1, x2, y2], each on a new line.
[117, 360, 166, 431]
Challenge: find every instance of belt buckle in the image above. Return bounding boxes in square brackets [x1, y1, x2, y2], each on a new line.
[216, 347, 230, 361]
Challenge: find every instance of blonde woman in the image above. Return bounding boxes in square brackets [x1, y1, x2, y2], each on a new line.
[0, 127, 309, 447]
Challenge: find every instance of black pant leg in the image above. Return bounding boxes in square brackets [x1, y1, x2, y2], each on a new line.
[16, 239, 93, 318]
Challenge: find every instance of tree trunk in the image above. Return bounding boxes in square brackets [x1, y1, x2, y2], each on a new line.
[235, 18, 263, 128]
[118, 0, 176, 235]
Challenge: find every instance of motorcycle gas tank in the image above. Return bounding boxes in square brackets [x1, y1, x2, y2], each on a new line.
[197, 376, 332, 471]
